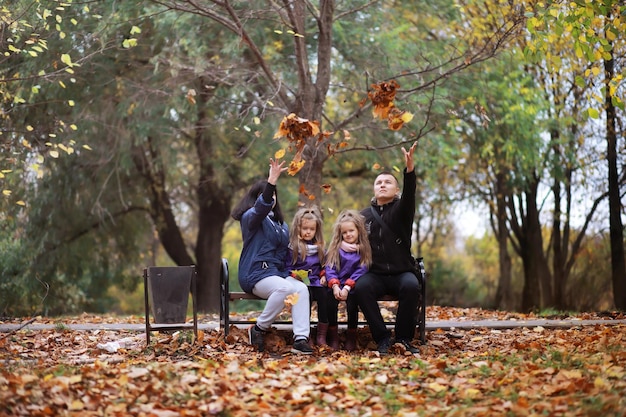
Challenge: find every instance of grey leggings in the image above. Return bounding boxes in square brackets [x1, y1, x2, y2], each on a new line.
[252, 275, 311, 340]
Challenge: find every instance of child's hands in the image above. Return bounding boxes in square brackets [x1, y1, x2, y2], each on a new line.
[332, 285, 342, 300]
[339, 286, 350, 301]
[320, 276, 327, 286]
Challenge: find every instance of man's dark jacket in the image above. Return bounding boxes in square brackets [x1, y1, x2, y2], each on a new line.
[360, 169, 416, 275]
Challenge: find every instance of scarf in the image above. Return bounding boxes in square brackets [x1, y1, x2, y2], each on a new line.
[340, 241, 359, 253]
[306, 243, 318, 256]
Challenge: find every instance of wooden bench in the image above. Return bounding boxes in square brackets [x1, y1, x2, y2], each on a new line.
[219, 257, 426, 344]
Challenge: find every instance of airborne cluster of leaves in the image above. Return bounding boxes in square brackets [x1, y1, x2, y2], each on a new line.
[272, 113, 346, 200]
[1, 308, 625, 416]
[361, 80, 414, 131]
[273, 113, 324, 176]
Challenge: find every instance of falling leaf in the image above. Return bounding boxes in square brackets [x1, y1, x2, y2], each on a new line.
[388, 108, 412, 131]
[274, 149, 286, 159]
[320, 184, 332, 194]
[186, 89, 196, 105]
[284, 292, 299, 306]
[287, 159, 306, 176]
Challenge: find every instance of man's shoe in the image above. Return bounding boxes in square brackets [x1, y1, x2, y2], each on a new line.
[377, 337, 391, 355]
[292, 338, 314, 355]
[395, 339, 419, 354]
[248, 325, 265, 352]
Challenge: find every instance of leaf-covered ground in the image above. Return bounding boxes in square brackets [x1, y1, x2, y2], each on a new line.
[1, 307, 625, 416]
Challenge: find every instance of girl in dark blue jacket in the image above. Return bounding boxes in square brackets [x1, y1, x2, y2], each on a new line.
[231, 159, 312, 354]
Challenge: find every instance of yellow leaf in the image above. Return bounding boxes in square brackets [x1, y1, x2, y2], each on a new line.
[69, 400, 84, 411]
[284, 292, 299, 306]
[26, 125, 34, 131]
[560, 369, 582, 379]
[401, 112, 414, 123]
[130, 25, 142, 35]
[287, 160, 306, 176]
[274, 149, 286, 159]
[2, 190, 11, 196]
[253, 117, 261, 125]
[61, 53, 72, 67]
[83, 144, 93, 151]
[16, 200, 26, 206]
[70, 124, 78, 130]
[606, 29, 616, 41]
[463, 388, 481, 399]
[428, 382, 447, 393]
[594, 376, 608, 389]
[68, 100, 75, 106]
[49, 150, 60, 158]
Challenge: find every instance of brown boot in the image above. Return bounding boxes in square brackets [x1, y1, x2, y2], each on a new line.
[327, 325, 339, 350]
[316, 322, 329, 346]
[344, 328, 358, 351]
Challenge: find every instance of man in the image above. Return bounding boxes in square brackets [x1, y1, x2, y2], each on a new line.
[354, 142, 421, 354]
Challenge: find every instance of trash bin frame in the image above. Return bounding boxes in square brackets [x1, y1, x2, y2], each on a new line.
[144, 265, 198, 345]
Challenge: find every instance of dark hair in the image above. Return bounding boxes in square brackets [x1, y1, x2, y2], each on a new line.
[231, 179, 284, 223]
[376, 171, 399, 185]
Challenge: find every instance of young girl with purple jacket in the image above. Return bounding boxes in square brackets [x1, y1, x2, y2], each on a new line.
[324, 210, 372, 350]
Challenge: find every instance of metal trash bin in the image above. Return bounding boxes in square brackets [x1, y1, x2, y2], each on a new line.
[144, 265, 197, 344]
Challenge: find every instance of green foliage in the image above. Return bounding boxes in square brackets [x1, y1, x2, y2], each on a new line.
[427, 258, 485, 308]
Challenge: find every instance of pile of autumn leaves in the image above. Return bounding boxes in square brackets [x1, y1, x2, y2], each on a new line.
[1, 308, 625, 416]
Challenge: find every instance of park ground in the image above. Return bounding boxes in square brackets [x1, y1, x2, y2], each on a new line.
[1, 306, 625, 416]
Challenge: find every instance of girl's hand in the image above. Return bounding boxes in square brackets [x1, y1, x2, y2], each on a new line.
[320, 276, 327, 286]
[333, 285, 342, 300]
[402, 142, 417, 173]
[340, 287, 350, 301]
[268, 158, 287, 185]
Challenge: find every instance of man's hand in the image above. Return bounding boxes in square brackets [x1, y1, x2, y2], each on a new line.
[402, 142, 417, 173]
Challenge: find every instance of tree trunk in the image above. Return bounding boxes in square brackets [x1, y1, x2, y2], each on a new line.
[509, 175, 553, 312]
[195, 194, 230, 312]
[494, 172, 513, 310]
[604, 53, 626, 310]
[526, 178, 553, 309]
[551, 138, 567, 310]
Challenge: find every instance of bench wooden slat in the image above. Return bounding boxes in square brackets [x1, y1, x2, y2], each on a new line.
[228, 292, 400, 302]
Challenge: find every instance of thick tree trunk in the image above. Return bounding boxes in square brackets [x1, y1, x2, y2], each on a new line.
[512, 176, 553, 312]
[195, 194, 230, 313]
[494, 172, 513, 310]
[604, 55, 626, 310]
